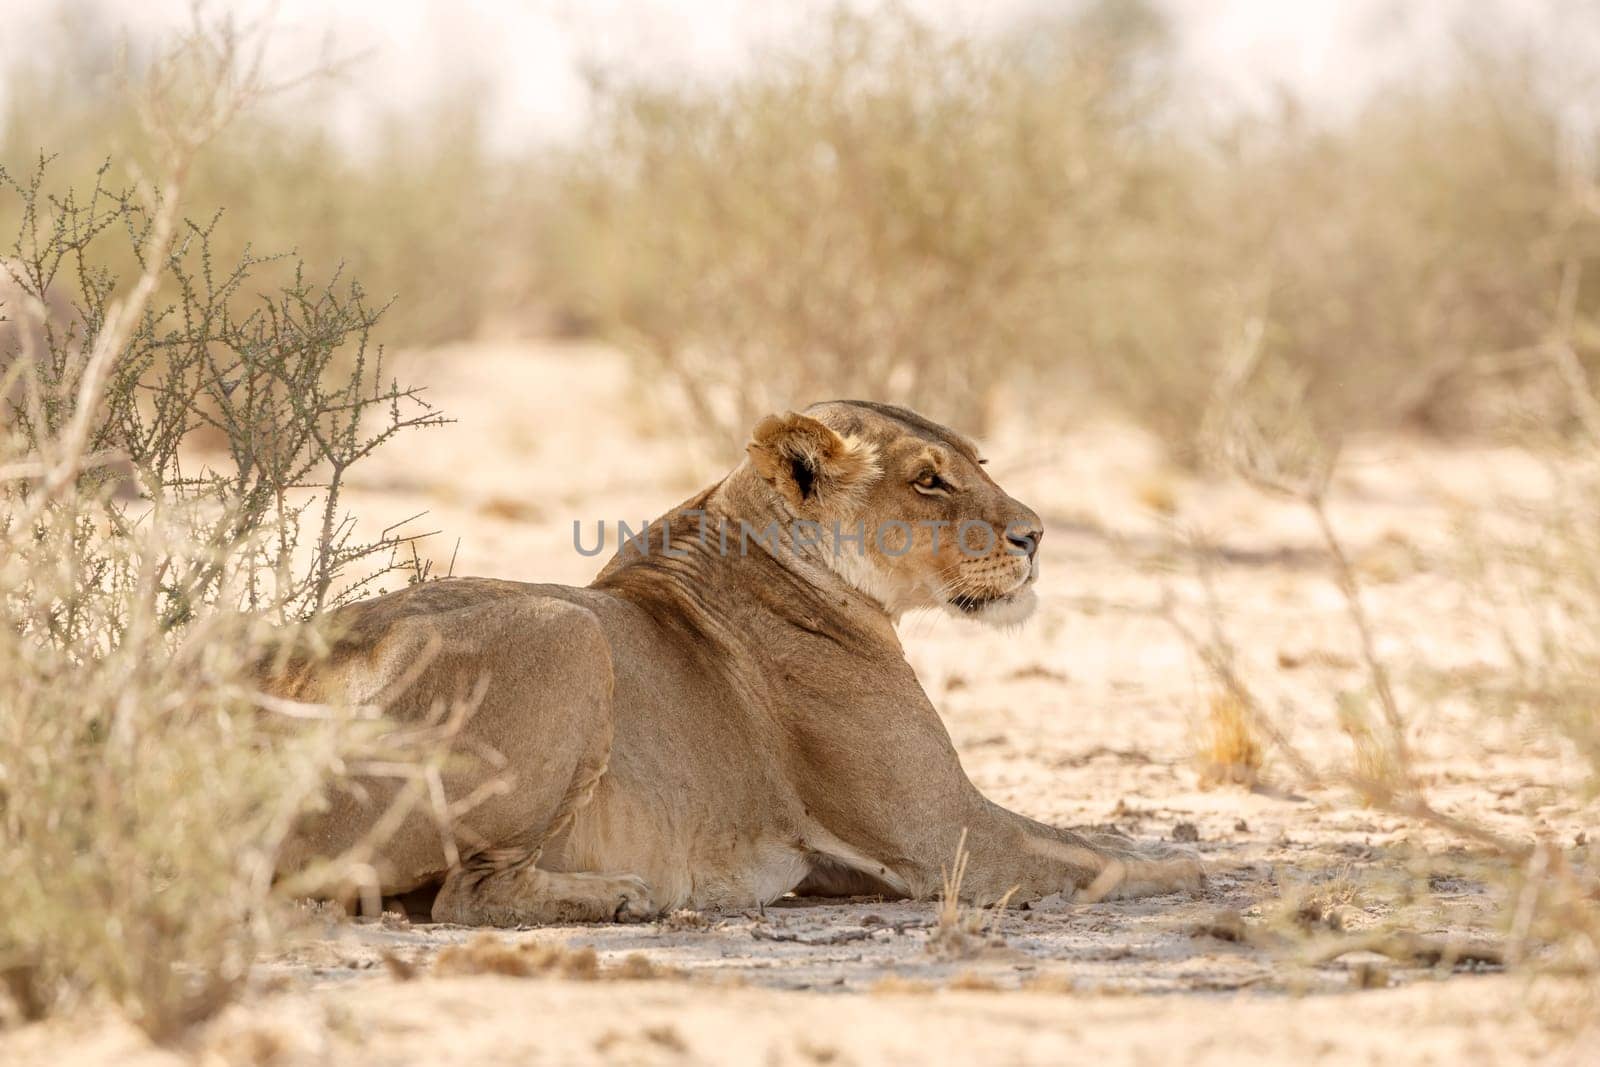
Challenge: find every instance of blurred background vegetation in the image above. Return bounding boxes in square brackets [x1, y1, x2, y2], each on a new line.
[6, 0, 1599, 463]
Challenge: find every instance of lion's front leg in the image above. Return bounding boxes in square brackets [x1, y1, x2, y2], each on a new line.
[790, 680, 1203, 907]
[943, 800, 1207, 905]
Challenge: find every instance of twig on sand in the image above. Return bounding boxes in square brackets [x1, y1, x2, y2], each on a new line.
[1303, 931, 1504, 969]
[750, 926, 875, 946]
[1193, 910, 1504, 969]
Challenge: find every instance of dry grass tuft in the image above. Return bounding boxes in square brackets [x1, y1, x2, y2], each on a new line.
[379, 951, 419, 982]
[868, 975, 938, 995]
[1019, 973, 1079, 994]
[202, 1020, 299, 1067]
[641, 1024, 689, 1052]
[612, 953, 683, 981]
[1271, 870, 1364, 934]
[1135, 475, 1180, 516]
[476, 495, 544, 523]
[1194, 690, 1265, 789]
[433, 936, 600, 980]
[594, 1024, 690, 1056]
[1336, 697, 1406, 806]
[1350, 962, 1391, 990]
[926, 830, 1016, 960]
[795, 1038, 843, 1063]
[430, 936, 680, 982]
[945, 971, 1003, 992]
[1190, 910, 1254, 945]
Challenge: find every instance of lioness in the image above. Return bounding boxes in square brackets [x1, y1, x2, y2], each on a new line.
[271, 402, 1203, 923]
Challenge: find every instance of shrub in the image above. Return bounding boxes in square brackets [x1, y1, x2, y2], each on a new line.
[558, 5, 1600, 463]
[0, 20, 448, 1036]
[1204, 48, 1600, 448]
[558, 2, 1189, 450]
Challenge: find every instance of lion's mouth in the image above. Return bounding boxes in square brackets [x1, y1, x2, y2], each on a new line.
[947, 568, 1038, 618]
[950, 592, 1002, 615]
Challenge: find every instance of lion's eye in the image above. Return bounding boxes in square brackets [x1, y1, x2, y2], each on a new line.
[912, 471, 951, 495]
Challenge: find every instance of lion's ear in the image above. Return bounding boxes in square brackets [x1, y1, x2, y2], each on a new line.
[747, 412, 876, 510]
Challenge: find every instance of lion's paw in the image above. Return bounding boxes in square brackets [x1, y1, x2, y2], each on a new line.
[1155, 848, 1208, 895]
[1087, 844, 1207, 901]
[607, 874, 656, 922]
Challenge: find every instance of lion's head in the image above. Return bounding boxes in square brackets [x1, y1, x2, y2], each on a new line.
[744, 401, 1043, 627]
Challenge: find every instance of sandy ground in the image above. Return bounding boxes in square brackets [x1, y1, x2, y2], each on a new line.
[9, 342, 1598, 1065]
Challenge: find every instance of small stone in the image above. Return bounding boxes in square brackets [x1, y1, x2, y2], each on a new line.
[1172, 821, 1200, 843]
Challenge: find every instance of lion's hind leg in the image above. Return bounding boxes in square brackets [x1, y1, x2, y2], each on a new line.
[432, 853, 655, 925]
[416, 595, 657, 925]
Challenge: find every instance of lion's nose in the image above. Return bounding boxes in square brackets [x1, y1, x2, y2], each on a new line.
[1006, 525, 1042, 560]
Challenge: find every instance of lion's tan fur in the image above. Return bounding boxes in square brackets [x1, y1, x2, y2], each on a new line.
[268, 402, 1203, 923]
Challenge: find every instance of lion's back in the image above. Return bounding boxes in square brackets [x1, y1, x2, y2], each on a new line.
[256, 577, 566, 708]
